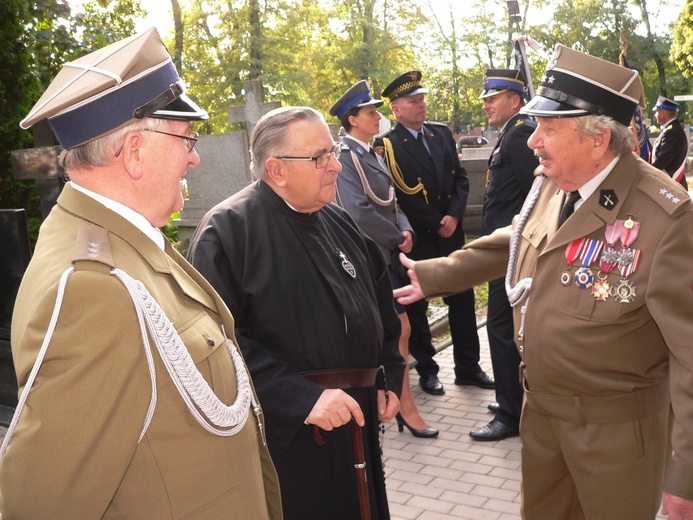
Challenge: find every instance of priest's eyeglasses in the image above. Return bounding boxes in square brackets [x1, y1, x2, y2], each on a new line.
[278, 144, 341, 169]
[114, 129, 199, 157]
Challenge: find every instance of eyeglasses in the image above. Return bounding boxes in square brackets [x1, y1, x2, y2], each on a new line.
[141, 129, 199, 152]
[277, 144, 341, 169]
[114, 128, 199, 157]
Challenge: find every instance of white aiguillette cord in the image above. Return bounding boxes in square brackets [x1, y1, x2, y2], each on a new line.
[1, 267, 256, 460]
[505, 174, 545, 307]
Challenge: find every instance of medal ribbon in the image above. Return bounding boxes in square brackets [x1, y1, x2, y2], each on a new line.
[600, 223, 620, 274]
[619, 219, 640, 248]
[619, 249, 641, 277]
[564, 238, 585, 266]
[578, 239, 603, 267]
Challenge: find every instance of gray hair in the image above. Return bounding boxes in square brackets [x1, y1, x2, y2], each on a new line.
[250, 106, 325, 180]
[59, 117, 170, 171]
[575, 114, 635, 156]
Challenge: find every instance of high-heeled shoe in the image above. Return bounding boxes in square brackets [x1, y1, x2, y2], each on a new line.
[395, 413, 439, 438]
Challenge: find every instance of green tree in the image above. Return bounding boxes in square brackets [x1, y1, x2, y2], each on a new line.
[671, 0, 693, 77]
[0, 0, 48, 220]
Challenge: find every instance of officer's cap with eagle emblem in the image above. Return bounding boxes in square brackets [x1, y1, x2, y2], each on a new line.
[479, 69, 529, 101]
[329, 80, 383, 120]
[382, 71, 428, 102]
[20, 27, 208, 149]
[521, 44, 645, 126]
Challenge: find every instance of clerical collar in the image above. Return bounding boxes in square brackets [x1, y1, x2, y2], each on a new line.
[572, 155, 619, 211]
[70, 181, 166, 250]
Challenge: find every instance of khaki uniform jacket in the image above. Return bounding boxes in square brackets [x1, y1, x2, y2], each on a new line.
[416, 153, 693, 499]
[0, 184, 282, 519]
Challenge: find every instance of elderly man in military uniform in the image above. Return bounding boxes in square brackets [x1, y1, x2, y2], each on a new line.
[375, 71, 493, 398]
[0, 29, 281, 519]
[651, 95, 689, 190]
[470, 69, 539, 441]
[395, 45, 693, 519]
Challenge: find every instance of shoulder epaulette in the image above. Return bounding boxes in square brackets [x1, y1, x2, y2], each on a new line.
[340, 141, 351, 152]
[637, 171, 691, 217]
[426, 121, 448, 128]
[72, 225, 115, 268]
[514, 119, 525, 127]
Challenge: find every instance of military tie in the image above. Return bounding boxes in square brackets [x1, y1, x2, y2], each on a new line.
[417, 131, 431, 155]
[558, 191, 581, 227]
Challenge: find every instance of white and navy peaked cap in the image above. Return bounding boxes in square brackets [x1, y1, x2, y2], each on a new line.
[521, 44, 645, 126]
[21, 28, 208, 149]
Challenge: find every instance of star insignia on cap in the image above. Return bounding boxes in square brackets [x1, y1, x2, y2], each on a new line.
[599, 189, 618, 209]
[547, 75, 556, 84]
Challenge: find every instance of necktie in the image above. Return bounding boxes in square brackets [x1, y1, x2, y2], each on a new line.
[558, 191, 581, 227]
[417, 131, 430, 155]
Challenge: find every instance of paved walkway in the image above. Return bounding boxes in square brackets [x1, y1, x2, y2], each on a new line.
[383, 322, 668, 520]
[0, 321, 669, 519]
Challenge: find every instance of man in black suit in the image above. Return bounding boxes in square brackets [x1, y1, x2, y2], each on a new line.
[652, 96, 689, 190]
[470, 69, 538, 441]
[375, 71, 493, 396]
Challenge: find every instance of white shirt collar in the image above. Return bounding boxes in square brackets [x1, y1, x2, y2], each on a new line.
[573, 155, 620, 210]
[70, 182, 167, 251]
[347, 135, 372, 152]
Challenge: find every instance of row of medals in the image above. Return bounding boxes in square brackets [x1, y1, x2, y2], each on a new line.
[560, 215, 639, 303]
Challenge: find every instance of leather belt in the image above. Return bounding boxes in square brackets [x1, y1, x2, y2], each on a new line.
[523, 380, 670, 424]
[302, 367, 380, 389]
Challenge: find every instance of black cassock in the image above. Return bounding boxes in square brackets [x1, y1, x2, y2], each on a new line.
[188, 180, 404, 520]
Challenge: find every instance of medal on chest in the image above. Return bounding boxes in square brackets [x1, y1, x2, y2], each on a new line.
[559, 215, 642, 303]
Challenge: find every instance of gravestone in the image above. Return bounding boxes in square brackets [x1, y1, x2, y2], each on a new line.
[175, 79, 281, 250]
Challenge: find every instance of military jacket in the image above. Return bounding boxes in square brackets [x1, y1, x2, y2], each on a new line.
[416, 153, 693, 499]
[1, 183, 282, 519]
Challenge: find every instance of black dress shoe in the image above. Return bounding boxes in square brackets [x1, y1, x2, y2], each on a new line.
[454, 371, 495, 389]
[469, 419, 519, 441]
[396, 414, 439, 438]
[419, 374, 445, 395]
[487, 402, 500, 413]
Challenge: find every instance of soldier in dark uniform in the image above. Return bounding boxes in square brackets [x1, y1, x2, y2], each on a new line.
[375, 71, 493, 397]
[651, 95, 689, 190]
[470, 69, 539, 441]
[395, 45, 693, 519]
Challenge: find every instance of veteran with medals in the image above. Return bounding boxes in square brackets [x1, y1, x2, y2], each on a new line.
[188, 106, 404, 520]
[394, 45, 693, 519]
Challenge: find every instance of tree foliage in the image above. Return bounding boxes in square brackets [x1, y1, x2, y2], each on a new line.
[1, 0, 689, 220]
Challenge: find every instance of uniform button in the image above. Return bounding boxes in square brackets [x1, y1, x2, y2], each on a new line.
[204, 334, 215, 347]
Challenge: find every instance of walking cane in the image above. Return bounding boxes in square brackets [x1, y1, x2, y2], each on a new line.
[311, 421, 371, 520]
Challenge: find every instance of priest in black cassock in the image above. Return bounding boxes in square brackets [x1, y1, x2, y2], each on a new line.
[187, 106, 405, 520]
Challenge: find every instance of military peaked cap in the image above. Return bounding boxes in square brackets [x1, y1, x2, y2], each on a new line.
[521, 44, 645, 126]
[479, 68, 529, 101]
[382, 71, 428, 102]
[329, 80, 383, 120]
[21, 28, 208, 149]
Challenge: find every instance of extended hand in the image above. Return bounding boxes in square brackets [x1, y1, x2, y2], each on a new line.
[392, 253, 425, 305]
[306, 389, 365, 430]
